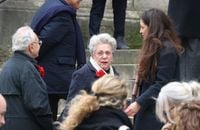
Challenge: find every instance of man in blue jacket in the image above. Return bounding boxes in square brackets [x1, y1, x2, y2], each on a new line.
[31, 0, 86, 120]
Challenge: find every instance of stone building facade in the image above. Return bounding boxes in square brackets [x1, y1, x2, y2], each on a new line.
[0, 0, 168, 63]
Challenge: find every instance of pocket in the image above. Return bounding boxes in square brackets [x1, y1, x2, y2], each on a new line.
[57, 57, 75, 65]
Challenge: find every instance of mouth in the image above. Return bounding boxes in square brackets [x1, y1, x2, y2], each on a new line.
[101, 61, 108, 64]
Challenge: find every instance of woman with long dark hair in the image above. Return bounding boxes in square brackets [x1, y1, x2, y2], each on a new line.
[125, 8, 183, 130]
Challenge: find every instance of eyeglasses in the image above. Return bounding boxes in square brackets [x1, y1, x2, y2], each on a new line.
[95, 51, 113, 57]
[33, 40, 42, 46]
[38, 40, 42, 46]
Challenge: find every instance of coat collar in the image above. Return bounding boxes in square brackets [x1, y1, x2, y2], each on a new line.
[13, 51, 37, 65]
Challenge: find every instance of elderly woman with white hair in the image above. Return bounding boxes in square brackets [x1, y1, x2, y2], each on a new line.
[67, 33, 118, 102]
[58, 33, 118, 121]
[156, 81, 200, 130]
[0, 26, 54, 130]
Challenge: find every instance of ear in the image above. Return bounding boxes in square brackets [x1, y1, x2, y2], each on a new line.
[28, 43, 35, 54]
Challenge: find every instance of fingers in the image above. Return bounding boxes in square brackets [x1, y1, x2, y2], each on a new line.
[124, 102, 141, 116]
[124, 104, 136, 116]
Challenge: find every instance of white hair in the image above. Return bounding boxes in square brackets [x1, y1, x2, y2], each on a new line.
[88, 33, 117, 54]
[12, 26, 37, 52]
[156, 81, 200, 123]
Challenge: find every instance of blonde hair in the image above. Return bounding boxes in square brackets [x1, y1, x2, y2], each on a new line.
[59, 75, 128, 130]
[156, 81, 200, 123]
[175, 100, 200, 130]
[162, 100, 200, 130]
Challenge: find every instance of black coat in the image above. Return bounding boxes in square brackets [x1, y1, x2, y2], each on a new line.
[58, 61, 118, 121]
[0, 51, 54, 130]
[31, 0, 86, 94]
[168, 0, 200, 38]
[134, 41, 180, 130]
[75, 107, 133, 130]
[67, 61, 118, 101]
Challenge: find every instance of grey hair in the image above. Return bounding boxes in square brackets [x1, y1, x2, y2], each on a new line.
[12, 26, 37, 52]
[156, 81, 200, 123]
[88, 33, 117, 54]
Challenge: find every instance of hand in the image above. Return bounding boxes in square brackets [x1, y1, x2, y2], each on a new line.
[124, 101, 141, 116]
[161, 122, 174, 130]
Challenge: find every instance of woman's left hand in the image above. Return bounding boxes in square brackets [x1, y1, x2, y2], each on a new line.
[124, 101, 141, 116]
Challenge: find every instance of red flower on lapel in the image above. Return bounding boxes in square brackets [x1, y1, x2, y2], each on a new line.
[37, 65, 45, 78]
[96, 70, 106, 77]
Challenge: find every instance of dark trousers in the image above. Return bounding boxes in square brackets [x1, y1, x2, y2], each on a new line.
[89, 0, 127, 38]
[180, 37, 200, 81]
[48, 94, 67, 121]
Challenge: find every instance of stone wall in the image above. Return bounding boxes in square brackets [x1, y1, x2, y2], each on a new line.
[0, 0, 43, 63]
[0, 0, 169, 64]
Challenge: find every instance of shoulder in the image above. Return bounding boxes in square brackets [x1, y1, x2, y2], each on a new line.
[74, 62, 95, 75]
[160, 40, 177, 55]
[94, 107, 132, 127]
[71, 63, 97, 83]
[76, 107, 132, 130]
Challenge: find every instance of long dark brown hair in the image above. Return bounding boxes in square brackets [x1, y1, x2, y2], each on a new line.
[138, 8, 183, 82]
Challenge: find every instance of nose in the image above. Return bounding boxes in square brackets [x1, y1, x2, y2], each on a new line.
[139, 28, 142, 34]
[102, 53, 107, 58]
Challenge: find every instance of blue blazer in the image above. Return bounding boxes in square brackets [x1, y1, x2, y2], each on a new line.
[31, 0, 86, 94]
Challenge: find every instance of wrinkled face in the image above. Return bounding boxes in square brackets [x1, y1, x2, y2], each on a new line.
[92, 43, 113, 70]
[0, 99, 6, 127]
[28, 34, 41, 58]
[140, 19, 149, 40]
[65, 0, 82, 9]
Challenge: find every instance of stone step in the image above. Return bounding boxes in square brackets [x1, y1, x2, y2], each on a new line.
[114, 64, 136, 97]
[78, 0, 138, 22]
[113, 64, 137, 80]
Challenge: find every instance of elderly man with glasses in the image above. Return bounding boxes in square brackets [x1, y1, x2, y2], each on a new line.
[0, 26, 54, 130]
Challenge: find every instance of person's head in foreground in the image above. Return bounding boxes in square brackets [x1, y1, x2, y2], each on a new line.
[59, 75, 129, 130]
[160, 100, 200, 130]
[174, 100, 200, 130]
[156, 81, 200, 124]
[0, 94, 6, 127]
[12, 26, 41, 58]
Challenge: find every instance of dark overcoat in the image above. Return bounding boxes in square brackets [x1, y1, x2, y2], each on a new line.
[0, 51, 54, 130]
[76, 107, 133, 130]
[168, 0, 200, 82]
[67, 61, 118, 101]
[168, 0, 200, 38]
[31, 0, 86, 94]
[58, 61, 118, 121]
[134, 41, 180, 130]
